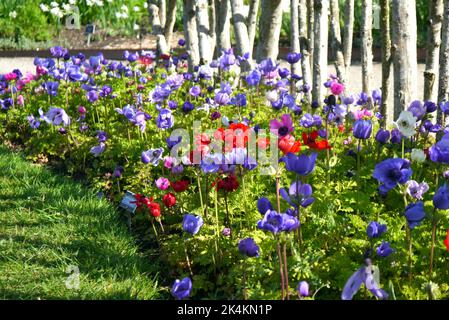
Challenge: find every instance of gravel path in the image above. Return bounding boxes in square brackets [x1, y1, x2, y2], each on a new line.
[0, 57, 426, 119]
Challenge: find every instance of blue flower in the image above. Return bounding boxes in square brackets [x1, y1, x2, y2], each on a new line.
[297, 281, 309, 297]
[90, 143, 106, 157]
[171, 277, 192, 300]
[245, 69, 261, 86]
[182, 214, 204, 235]
[376, 241, 394, 257]
[141, 148, 164, 165]
[280, 181, 314, 208]
[353, 120, 372, 139]
[238, 238, 260, 257]
[375, 129, 390, 144]
[286, 52, 302, 64]
[156, 109, 174, 130]
[280, 153, 318, 176]
[366, 221, 387, 239]
[429, 133, 449, 163]
[44, 107, 71, 127]
[372, 158, 412, 193]
[342, 263, 388, 300]
[257, 197, 273, 215]
[404, 201, 426, 229]
[43, 81, 59, 96]
[433, 184, 449, 210]
[407, 100, 426, 120]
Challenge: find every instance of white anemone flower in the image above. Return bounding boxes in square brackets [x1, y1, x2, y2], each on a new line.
[133, 6, 140, 12]
[69, 0, 77, 4]
[40, 3, 50, 12]
[394, 111, 417, 138]
[411, 149, 426, 163]
[50, 2, 59, 7]
[9, 11, 17, 19]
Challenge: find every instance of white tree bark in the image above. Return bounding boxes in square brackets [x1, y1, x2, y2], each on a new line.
[164, 0, 177, 49]
[298, 0, 311, 99]
[380, 0, 392, 126]
[215, 0, 231, 54]
[307, 0, 314, 72]
[256, 0, 283, 61]
[290, 0, 301, 76]
[361, 0, 373, 97]
[312, 0, 329, 104]
[438, 0, 449, 123]
[392, 0, 418, 119]
[159, 0, 166, 28]
[149, 4, 169, 55]
[329, 0, 345, 83]
[196, 0, 213, 63]
[342, 0, 354, 80]
[230, 0, 252, 70]
[424, 0, 443, 102]
[247, 0, 260, 56]
[183, 0, 200, 70]
[209, 0, 217, 57]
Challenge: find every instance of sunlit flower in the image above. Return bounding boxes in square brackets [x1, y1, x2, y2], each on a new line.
[394, 111, 417, 138]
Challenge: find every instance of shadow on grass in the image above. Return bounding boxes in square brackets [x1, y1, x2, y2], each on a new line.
[0, 145, 160, 299]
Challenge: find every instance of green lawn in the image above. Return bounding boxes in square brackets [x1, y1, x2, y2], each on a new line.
[0, 145, 159, 299]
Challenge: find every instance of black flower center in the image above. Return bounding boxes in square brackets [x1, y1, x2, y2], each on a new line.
[278, 126, 289, 137]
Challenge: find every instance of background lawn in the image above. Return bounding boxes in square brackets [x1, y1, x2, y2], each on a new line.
[0, 145, 159, 299]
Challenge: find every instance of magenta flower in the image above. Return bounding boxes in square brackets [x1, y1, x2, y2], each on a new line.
[330, 81, 344, 95]
[155, 177, 170, 190]
[270, 114, 294, 137]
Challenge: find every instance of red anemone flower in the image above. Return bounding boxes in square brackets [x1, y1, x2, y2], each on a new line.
[444, 229, 449, 252]
[171, 180, 190, 192]
[278, 134, 301, 154]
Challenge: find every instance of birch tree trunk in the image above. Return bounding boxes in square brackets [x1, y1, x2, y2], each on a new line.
[159, 0, 166, 29]
[392, 0, 418, 119]
[256, 0, 284, 61]
[342, 0, 354, 79]
[164, 0, 177, 49]
[424, 0, 443, 102]
[209, 0, 217, 56]
[183, 0, 200, 70]
[380, 0, 392, 127]
[307, 0, 314, 72]
[312, 0, 329, 104]
[247, 0, 260, 56]
[230, 0, 252, 71]
[196, 0, 213, 63]
[215, 0, 231, 54]
[329, 0, 345, 83]
[149, 4, 169, 55]
[299, 0, 311, 100]
[361, 0, 373, 98]
[437, 0, 449, 124]
[290, 0, 301, 76]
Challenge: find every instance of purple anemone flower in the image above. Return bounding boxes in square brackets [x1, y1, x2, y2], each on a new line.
[257, 197, 273, 215]
[45, 107, 71, 127]
[141, 148, 164, 166]
[270, 114, 294, 137]
[376, 241, 394, 258]
[433, 184, 449, 210]
[372, 158, 412, 193]
[366, 221, 387, 239]
[404, 201, 426, 229]
[375, 129, 390, 144]
[182, 214, 204, 235]
[90, 142, 106, 157]
[43, 81, 59, 96]
[407, 100, 426, 120]
[27, 115, 40, 129]
[50, 46, 68, 58]
[406, 180, 429, 200]
[353, 119, 372, 140]
[156, 109, 174, 130]
[245, 69, 261, 86]
[280, 153, 318, 176]
[286, 52, 302, 64]
[297, 281, 309, 297]
[257, 210, 299, 234]
[238, 238, 260, 257]
[342, 263, 388, 300]
[429, 133, 449, 164]
[280, 181, 314, 208]
[171, 277, 192, 300]
[86, 90, 99, 103]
